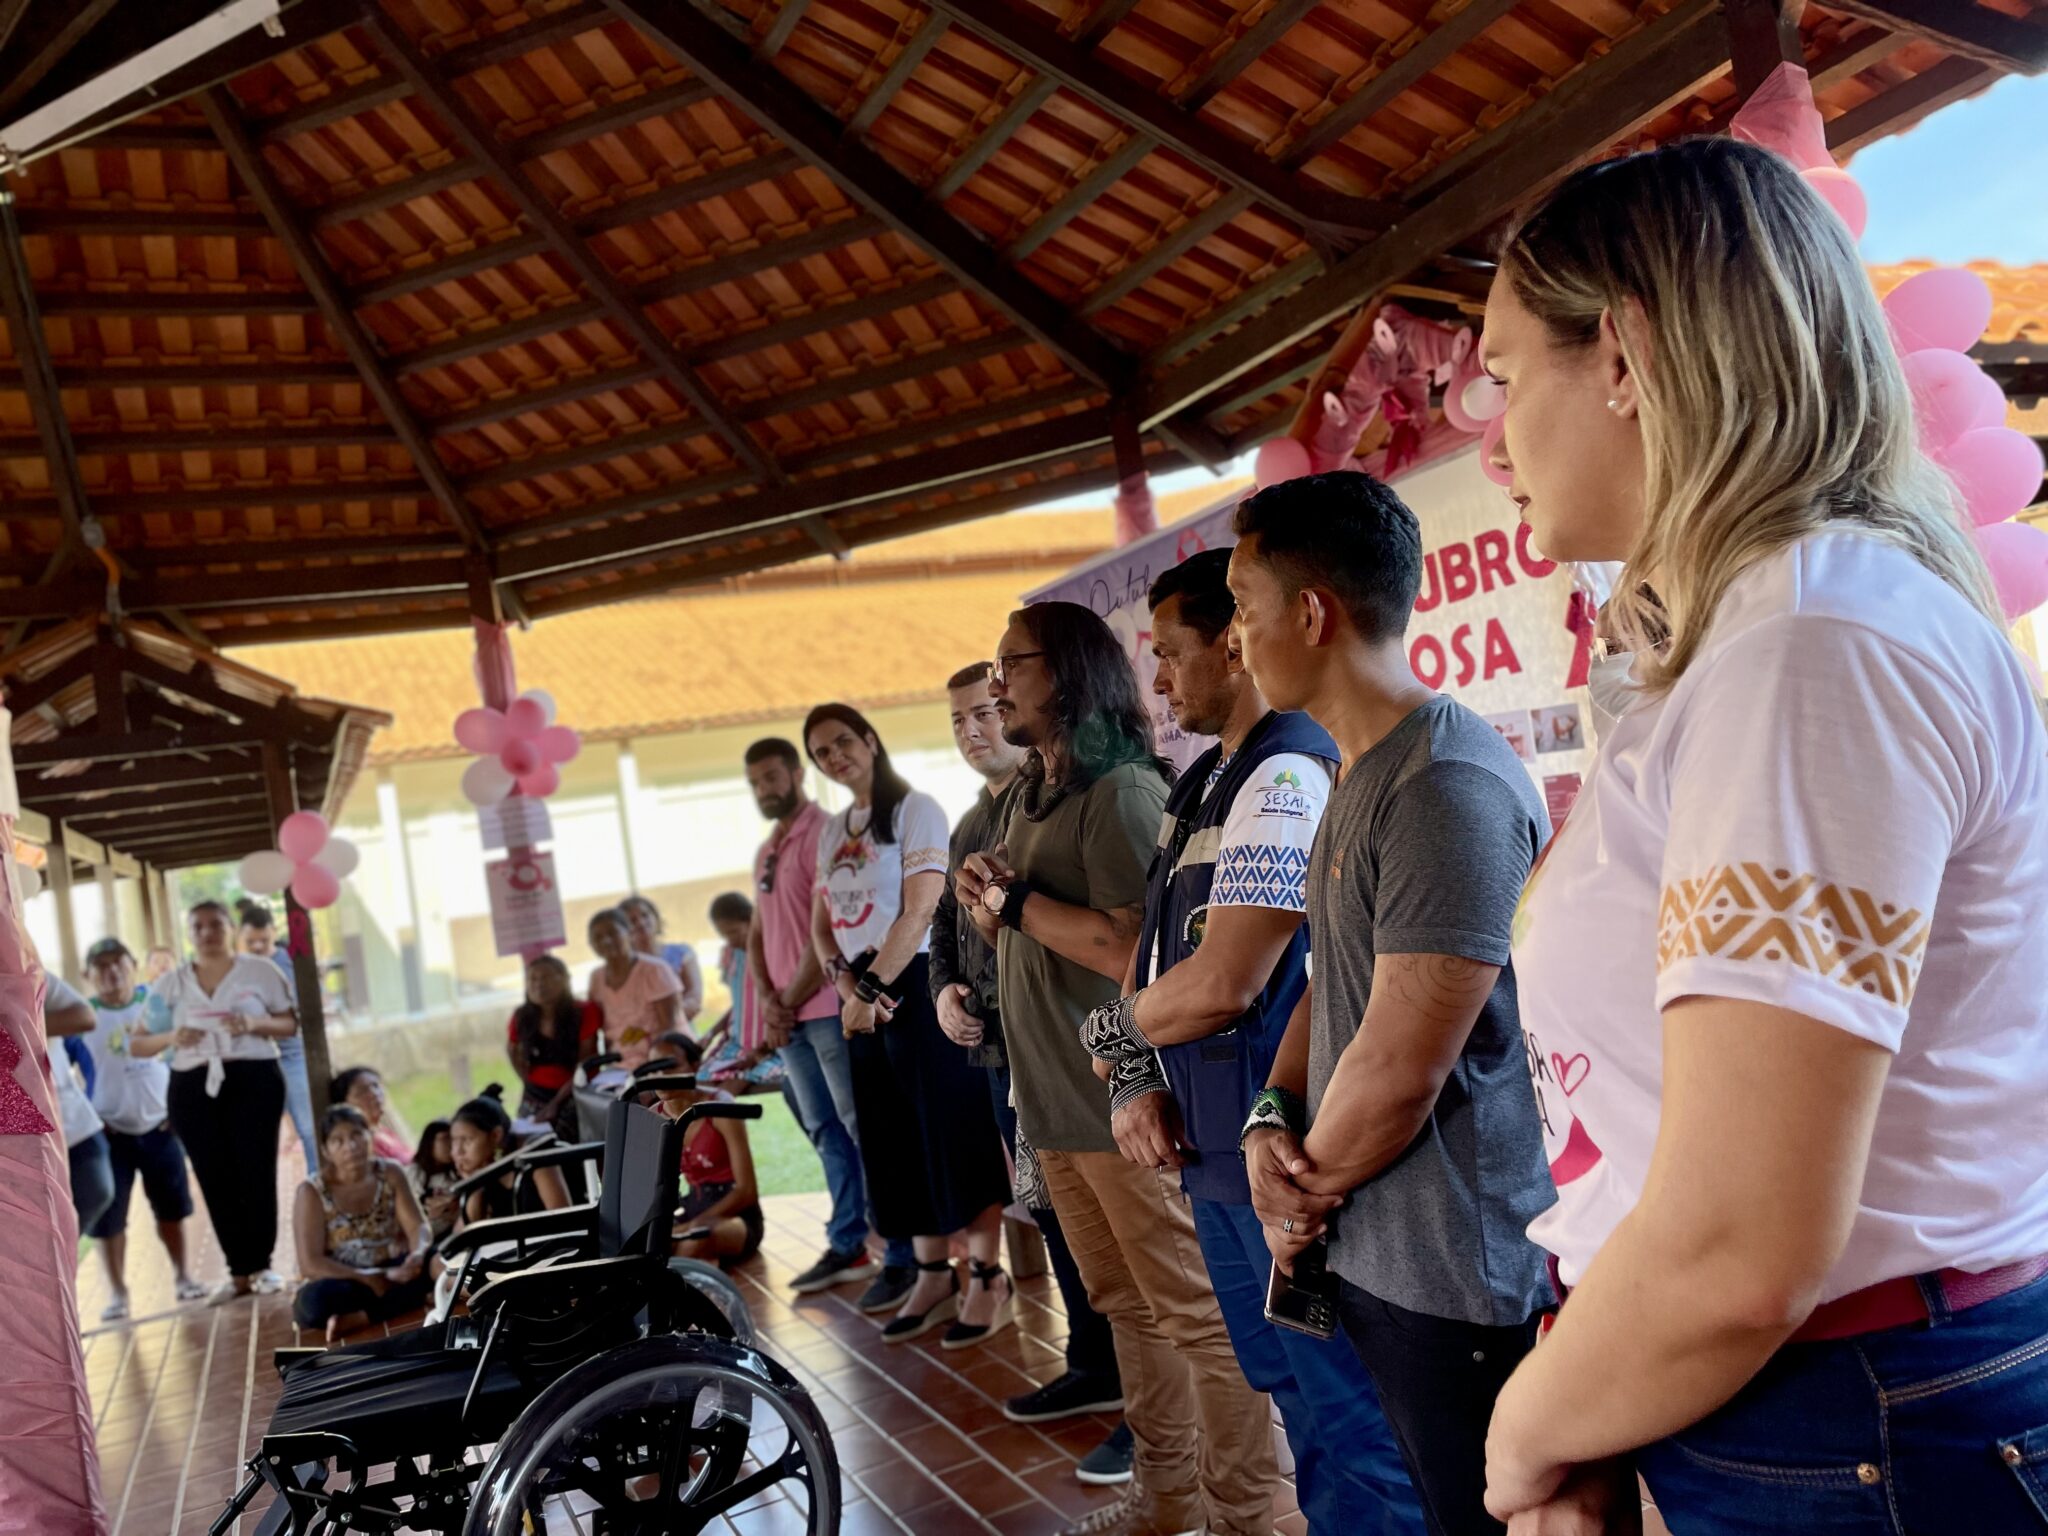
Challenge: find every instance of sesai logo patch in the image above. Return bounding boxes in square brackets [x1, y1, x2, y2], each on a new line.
[1256, 765, 1315, 820]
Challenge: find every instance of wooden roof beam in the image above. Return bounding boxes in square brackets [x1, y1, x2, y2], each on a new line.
[1145, 254, 1322, 369]
[432, 362, 666, 433]
[258, 75, 411, 145]
[37, 784, 265, 822]
[436, 0, 615, 73]
[1078, 189, 1253, 317]
[1075, 0, 1143, 49]
[352, 232, 554, 308]
[637, 215, 884, 303]
[1279, 0, 1520, 170]
[79, 481, 432, 517]
[2, 646, 96, 716]
[570, 147, 804, 234]
[312, 159, 484, 232]
[67, 123, 219, 153]
[1139, 0, 1733, 429]
[11, 207, 272, 238]
[686, 272, 958, 363]
[931, 77, 1057, 200]
[512, 79, 718, 158]
[0, 0, 122, 121]
[14, 723, 271, 767]
[1005, 133, 1154, 261]
[125, 531, 464, 565]
[391, 297, 610, 375]
[201, 89, 496, 560]
[1725, 0, 1804, 98]
[20, 424, 394, 456]
[732, 330, 1022, 420]
[13, 361, 365, 389]
[782, 381, 1099, 474]
[30, 289, 321, 317]
[18, 754, 261, 796]
[120, 650, 335, 748]
[0, 197, 98, 568]
[459, 416, 715, 489]
[604, 0, 1132, 390]
[1822, 1, 2048, 73]
[846, 13, 950, 136]
[1825, 56, 1995, 153]
[363, 11, 781, 485]
[1194, 345, 1324, 423]
[487, 466, 757, 542]
[128, 554, 470, 611]
[756, 0, 813, 59]
[923, 0, 1401, 238]
[1177, 0, 1322, 112]
[499, 401, 1121, 580]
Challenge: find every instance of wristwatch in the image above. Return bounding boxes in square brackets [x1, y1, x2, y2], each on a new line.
[982, 880, 1030, 929]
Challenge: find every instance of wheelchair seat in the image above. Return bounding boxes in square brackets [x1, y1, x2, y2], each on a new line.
[268, 1327, 528, 1447]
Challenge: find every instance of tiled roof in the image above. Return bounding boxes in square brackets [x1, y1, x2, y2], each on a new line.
[238, 486, 1258, 759]
[0, 0, 2032, 644]
[1869, 262, 2048, 346]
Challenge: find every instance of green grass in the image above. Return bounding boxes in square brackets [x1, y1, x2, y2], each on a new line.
[385, 1068, 824, 1199]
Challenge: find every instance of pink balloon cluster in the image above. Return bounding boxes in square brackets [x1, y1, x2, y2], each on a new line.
[238, 812, 359, 910]
[455, 689, 582, 805]
[1883, 269, 2048, 622]
[1253, 436, 1312, 489]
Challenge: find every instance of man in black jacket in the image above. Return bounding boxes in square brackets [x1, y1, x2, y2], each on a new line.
[930, 662, 1130, 1483]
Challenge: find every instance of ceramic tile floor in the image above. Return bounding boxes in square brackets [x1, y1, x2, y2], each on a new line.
[76, 1158, 1670, 1535]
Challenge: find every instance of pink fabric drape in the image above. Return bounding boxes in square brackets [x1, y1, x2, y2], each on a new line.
[0, 816, 104, 1534]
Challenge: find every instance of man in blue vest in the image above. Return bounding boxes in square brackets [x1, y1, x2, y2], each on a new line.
[1082, 549, 1423, 1536]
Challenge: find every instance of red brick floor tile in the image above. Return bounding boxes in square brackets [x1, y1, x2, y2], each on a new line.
[893, 1420, 983, 1474]
[838, 1500, 914, 1536]
[859, 1390, 945, 1437]
[970, 1423, 1068, 1477]
[899, 1496, 1002, 1536]
[990, 1501, 1068, 1536]
[834, 1424, 913, 1474]
[865, 1464, 954, 1518]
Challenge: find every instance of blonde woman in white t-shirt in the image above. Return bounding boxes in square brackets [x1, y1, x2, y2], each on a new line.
[1478, 138, 2048, 1534]
[152, 899, 300, 1305]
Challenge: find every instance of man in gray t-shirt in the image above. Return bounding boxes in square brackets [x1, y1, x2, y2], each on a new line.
[1229, 472, 1560, 1536]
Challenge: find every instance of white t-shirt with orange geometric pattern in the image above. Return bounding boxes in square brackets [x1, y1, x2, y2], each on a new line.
[1514, 529, 2048, 1298]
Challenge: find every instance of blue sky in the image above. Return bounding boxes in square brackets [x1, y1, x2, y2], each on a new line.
[1853, 72, 2048, 263]
[1045, 73, 2048, 510]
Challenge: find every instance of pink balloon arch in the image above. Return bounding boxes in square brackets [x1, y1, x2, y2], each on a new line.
[453, 688, 582, 806]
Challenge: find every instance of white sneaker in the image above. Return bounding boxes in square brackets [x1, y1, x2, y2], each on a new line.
[174, 1277, 207, 1303]
[253, 1270, 287, 1295]
[207, 1281, 249, 1308]
[100, 1295, 130, 1323]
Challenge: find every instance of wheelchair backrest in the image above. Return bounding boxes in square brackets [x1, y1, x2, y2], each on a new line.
[598, 1095, 685, 1258]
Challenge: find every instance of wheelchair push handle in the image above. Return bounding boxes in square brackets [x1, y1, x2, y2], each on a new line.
[630, 1054, 683, 1080]
[578, 1049, 624, 1078]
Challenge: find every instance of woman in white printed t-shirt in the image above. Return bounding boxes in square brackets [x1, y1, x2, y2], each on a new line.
[1478, 138, 2048, 1535]
[803, 703, 1014, 1350]
[150, 899, 299, 1305]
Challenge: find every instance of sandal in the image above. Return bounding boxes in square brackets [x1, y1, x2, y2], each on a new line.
[942, 1261, 1014, 1351]
[880, 1258, 959, 1345]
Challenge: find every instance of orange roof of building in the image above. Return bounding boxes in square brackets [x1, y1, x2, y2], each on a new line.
[243, 480, 1246, 759]
[1869, 262, 2048, 346]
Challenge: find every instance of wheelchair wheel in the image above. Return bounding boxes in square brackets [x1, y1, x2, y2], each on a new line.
[666, 1258, 755, 1346]
[464, 1333, 838, 1536]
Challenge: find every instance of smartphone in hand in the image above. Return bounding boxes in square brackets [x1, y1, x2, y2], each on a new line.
[1264, 1240, 1340, 1340]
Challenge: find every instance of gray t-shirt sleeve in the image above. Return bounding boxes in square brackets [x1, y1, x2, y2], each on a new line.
[1080, 767, 1166, 913]
[1372, 759, 1537, 965]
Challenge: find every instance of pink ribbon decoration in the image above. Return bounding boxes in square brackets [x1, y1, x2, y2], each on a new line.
[1307, 305, 1476, 474]
[1564, 589, 1599, 689]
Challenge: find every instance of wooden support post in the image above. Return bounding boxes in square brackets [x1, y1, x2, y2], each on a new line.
[1724, 0, 1805, 100]
[264, 742, 333, 1111]
[94, 865, 116, 948]
[137, 861, 156, 948]
[1110, 412, 1157, 546]
[46, 825, 80, 985]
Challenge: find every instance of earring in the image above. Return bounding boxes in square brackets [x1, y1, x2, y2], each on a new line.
[1607, 399, 1621, 411]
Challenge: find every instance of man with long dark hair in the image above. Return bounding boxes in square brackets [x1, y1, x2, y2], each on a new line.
[957, 602, 1276, 1536]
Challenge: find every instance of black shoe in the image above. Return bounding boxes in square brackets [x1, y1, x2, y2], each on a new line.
[790, 1247, 877, 1295]
[1075, 1420, 1134, 1487]
[941, 1261, 1015, 1351]
[881, 1259, 960, 1344]
[1004, 1369, 1127, 1424]
[856, 1263, 917, 1314]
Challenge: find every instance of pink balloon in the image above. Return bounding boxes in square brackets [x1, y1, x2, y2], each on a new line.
[1883, 268, 1994, 356]
[500, 738, 542, 777]
[453, 707, 508, 755]
[537, 725, 582, 765]
[1977, 521, 2048, 622]
[276, 811, 329, 863]
[519, 763, 561, 798]
[290, 862, 342, 910]
[1801, 167, 1867, 241]
[1902, 349, 2007, 453]
[1933, 428, 2046, 527]
[505, 696, 550, 739]
[1479, 414, 1514, 488]
[1253, 436, 1313, 489]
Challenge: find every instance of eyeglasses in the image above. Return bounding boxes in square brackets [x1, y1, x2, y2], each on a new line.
[758, 848, 779, 896]
[991, 650, 1046, 687]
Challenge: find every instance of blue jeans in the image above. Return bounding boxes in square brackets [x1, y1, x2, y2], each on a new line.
[68, 1132, 116, 1238]
[1636, 1270, 2048, 1533]
[276, 1033, 319, 1174]
[779, 1013, 912, 1267]
[1193, 1198, 1424, 1536]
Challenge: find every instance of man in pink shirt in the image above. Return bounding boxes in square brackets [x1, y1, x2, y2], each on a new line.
[745, 738, 915, 1308]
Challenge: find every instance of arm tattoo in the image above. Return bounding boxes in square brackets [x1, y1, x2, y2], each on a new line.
[1378, 953, 1496, 1021]
[1095, 904, 1144, 949]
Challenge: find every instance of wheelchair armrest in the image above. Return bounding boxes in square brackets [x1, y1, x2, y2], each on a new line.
[437, 1201, 597, 1261]
[468, 1254, 648, 1320]
[449, 1148, 525, 1202]
[630, 1055, 682, 1080]
[513, 1138, 602, 1172]
[578, 1049, 624, 1079]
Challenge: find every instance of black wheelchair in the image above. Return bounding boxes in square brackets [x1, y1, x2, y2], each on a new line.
[213, 1080, 839, 1534]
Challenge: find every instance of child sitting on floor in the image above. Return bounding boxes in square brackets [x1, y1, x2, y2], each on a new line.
[408, 1119, 460, 1245]
[647, 1078, 762, 1266]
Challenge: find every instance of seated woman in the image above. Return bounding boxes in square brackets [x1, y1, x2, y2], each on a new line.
[620, 894, 704, 1023]
[586, 907, 682, 1071]
[649, 1079, 763, 1266]
[292, 1105, 432, 1343]
[328, 1065, 412, 1164]
[506, 954, 601, 1142]
[448, 1089, 573, 1227]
